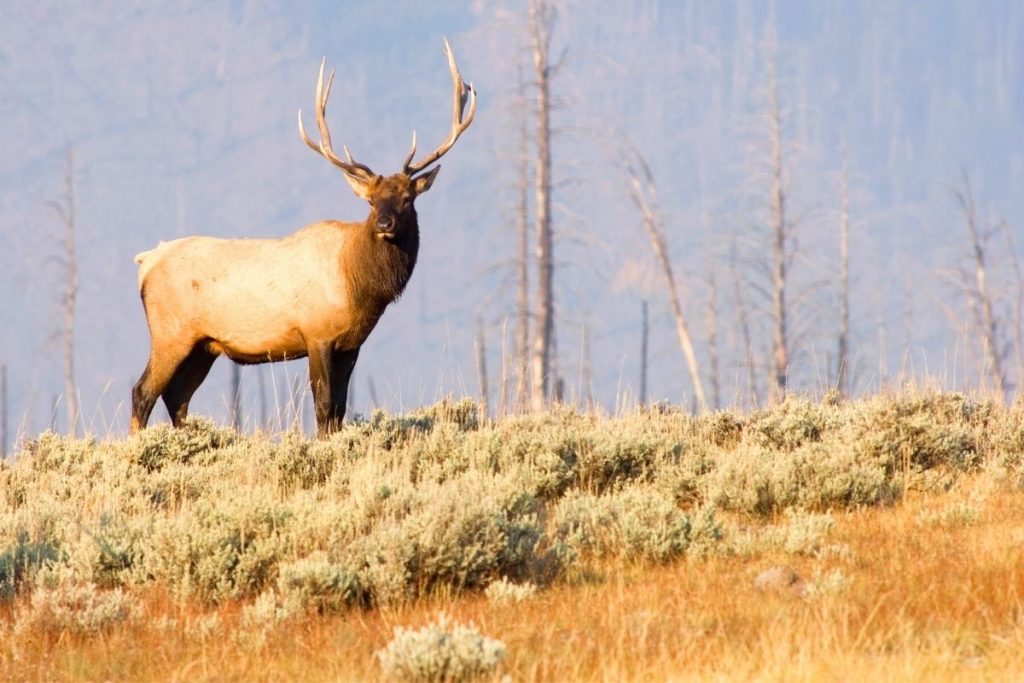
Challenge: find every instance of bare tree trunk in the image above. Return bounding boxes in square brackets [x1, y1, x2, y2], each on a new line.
[837, 156, 851, 396]
[230, 363, 241, 431]
[1001, 220, 1024, 395]
[367, 376, 380, 410]
[900, 270, 913, 376]
[498, 317, 509, 416]
[47, 149, 78, 435]
[729, 241, 759, 407]
[475, 317, 489, 419]
[706, 263, 722, 410]
[550, 323, 561, 403]
[875, 277, 888, 382]
[515, 62, 532, 413]
[578, 319, 593, 410]
[624, 149, 707, 411]
[257, 368, 267, 432]
[956, 174, 1006, 397]
[529, 0, 554, 411]
[767, 47, 789, 402]
[290, 376, 303, 433]
[0, 365, 7, 457]
[640, 300, 649, 406]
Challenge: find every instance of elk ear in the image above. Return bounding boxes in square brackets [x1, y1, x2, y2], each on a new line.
[412, 166, 441, 195]
[344, 172, 373, 200]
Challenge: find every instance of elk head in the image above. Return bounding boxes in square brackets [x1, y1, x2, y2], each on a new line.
[297, 38, 476, 240]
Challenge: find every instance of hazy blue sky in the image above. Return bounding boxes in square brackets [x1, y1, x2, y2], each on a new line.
[1, 1, 1021, 441]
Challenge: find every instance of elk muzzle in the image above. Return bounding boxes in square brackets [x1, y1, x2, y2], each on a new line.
[375, 215, 396, 237]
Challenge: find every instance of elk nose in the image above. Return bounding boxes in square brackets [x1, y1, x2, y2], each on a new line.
[376, 216, 395, 232]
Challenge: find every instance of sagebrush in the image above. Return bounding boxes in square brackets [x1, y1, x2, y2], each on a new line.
[0, 391, 1019, 620]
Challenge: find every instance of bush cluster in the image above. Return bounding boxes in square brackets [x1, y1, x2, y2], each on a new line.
[0, 390, 1018, 632]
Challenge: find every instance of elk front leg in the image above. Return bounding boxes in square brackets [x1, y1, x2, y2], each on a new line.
[308, 343, 335, 436]
[308, 344, 359, 436]
[329, 347, 360, 427]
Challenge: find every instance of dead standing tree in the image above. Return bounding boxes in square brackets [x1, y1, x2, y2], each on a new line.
[766, 42, 790, 402]
[639, 300, 649, 405]
[514, 61, 532, 412]
[954, 173, 1007, 397]
[475, 316, 490, 418]
[1001, 220, 1024, 392]
[729, 239, 760, 407]
[230, 364, 241, 431]
[623, 144, 708, 412]
[705, 260, 722, 410]
[46, 149, 79, 435]
[836, 155, 851, 396]
[528, 0, 555, 410]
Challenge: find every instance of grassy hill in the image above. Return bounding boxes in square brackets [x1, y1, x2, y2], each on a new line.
[1, 391, 1023, 681]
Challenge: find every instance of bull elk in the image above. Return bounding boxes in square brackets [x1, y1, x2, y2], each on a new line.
[131, 39, 475, 435]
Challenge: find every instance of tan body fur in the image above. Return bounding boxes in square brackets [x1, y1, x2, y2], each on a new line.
[136, 222, 391, 363]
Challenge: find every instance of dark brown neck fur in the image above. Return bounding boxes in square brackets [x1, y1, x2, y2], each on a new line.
[342, 210, 419, 318]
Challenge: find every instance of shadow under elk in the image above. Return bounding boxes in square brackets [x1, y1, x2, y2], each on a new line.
[131, 39, 476, 435]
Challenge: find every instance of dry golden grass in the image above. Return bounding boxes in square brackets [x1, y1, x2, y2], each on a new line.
[3, 478, 1022, 682]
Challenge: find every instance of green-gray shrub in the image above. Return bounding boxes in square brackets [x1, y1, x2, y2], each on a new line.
[847, 393, 984, 472]
[141, 492, 292, 604]
[276, 553, 365, 613]
[552, 486, 717, 563]
[708, 441, 896, 516]
[132, 417, 237, 470]
[18, 565, 140, 635]
[65, 513, 145, 588]
[274, 434, 336, 491]
[746, 397, 834, 451]
[377, 612, 506, 683]
[0, 532, 61, 599]
[358, 478, 550, 600]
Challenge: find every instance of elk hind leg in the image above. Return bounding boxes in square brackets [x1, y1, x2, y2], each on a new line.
[131, 341, 196, 433]
[161, 344, 218, 427]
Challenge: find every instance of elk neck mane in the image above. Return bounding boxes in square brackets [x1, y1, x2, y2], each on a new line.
[341, 216, 420, 315]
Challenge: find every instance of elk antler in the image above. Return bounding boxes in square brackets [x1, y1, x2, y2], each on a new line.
[298, 58, 376, 180]
[402, 38, 477, 177]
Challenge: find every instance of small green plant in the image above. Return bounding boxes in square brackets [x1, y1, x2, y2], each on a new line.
[777, 509, 835, 555]
[237, 590, 299, 648]
[377, 612, 506, 682]
[804, 567, 853, 599]
[485, 576, 537, 603]
[917, 501, 981, 528]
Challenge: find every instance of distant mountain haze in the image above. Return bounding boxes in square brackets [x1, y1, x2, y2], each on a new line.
[0, 1, 1020, 443]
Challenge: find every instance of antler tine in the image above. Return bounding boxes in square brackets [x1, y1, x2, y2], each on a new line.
[404, 38, 477, 176]
[401, 130, 417, 173]
[297, 58, 375, 179]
